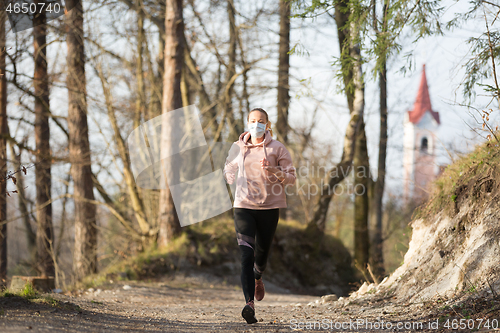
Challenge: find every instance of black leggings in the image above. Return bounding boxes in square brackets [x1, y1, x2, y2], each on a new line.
[234, 208, 279, 303]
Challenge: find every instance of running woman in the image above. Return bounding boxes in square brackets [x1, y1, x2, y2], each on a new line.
[223, 108, 296, 324]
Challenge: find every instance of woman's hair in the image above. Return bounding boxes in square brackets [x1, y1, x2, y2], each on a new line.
[248, 108, 273, 137]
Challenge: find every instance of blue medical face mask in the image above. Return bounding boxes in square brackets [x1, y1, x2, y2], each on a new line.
[248, 122, 266, 138]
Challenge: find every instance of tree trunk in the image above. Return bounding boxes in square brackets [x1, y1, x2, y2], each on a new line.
[277, 0, 291, 220]
[180, 64, 190, 107]
[333, 194, 349, 238]
[66, 0, 98, 280]
[305, 0, 363, 234]
[135, 0, 146, 126]
[33, 4, 54, 277]
[335, 2, 354, 112]
[0, 11, 7, 286]
[371, 0, 389, 280]
[371, 63, 387, 278]
[354, 117, 370, 271]
[277, 0, 290, 144]
[225, 0, 240, 142]
[157, 0, 184, 247]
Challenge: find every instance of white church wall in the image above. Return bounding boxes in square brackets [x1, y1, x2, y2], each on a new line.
[403, 110, 441, 203]
[403, 113, 416, 200]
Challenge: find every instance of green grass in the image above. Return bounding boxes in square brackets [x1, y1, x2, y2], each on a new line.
[0, 287, 83, 315]
[0, 283, 38, 299]
[0, 285, 68, 308]
[20, 283, 38, 299]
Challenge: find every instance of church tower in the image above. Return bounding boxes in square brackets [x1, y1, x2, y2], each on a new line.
[403, 65, 441, 204]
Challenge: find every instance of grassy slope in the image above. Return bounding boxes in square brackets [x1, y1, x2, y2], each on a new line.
[414, 139, 500, 220]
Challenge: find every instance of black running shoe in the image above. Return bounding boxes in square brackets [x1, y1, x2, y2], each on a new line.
[242, 300, 257, 324]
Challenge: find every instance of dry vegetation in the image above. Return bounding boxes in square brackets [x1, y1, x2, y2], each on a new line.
[79, 217, 357, 297]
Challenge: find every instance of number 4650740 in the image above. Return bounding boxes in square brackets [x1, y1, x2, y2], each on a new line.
[6, 2, 62, 14]
[443, 318, 498, 330]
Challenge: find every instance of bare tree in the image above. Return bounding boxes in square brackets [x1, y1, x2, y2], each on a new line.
[277, 0, 291, 220]
[370, 0, 389, 279]
[277, 0, 290, 144]
[135, 0, 147, 125]
[94, 63, 151, 241]
[66, 0, 98, 279]
[33, 1, 54, 277]
[354, 118, 369, 273]
[306, 0, 363, 234]
[0, 11, 7, 286]
[157, 0, 184, 246]
[224, 0, 240, 142]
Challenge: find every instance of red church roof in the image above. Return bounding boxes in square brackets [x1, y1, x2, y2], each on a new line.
[408, 65, 440, 125]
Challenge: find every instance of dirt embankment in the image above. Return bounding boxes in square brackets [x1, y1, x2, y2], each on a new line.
[350, 143, 500, 303]
[312, 142, 500, 331]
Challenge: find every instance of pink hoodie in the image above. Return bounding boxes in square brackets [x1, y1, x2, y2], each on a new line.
[223, 130, 296, 209]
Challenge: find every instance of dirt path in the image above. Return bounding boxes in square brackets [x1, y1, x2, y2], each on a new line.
[0, 275, 497, 332]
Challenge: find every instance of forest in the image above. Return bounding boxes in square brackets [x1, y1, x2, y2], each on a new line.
[0, 0, 499, 330]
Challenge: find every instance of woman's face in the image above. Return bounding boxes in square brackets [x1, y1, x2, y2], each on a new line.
[248, 111, 268, 128]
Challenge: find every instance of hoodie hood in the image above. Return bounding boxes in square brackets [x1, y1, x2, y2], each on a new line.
[237, 129, 273, 161]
